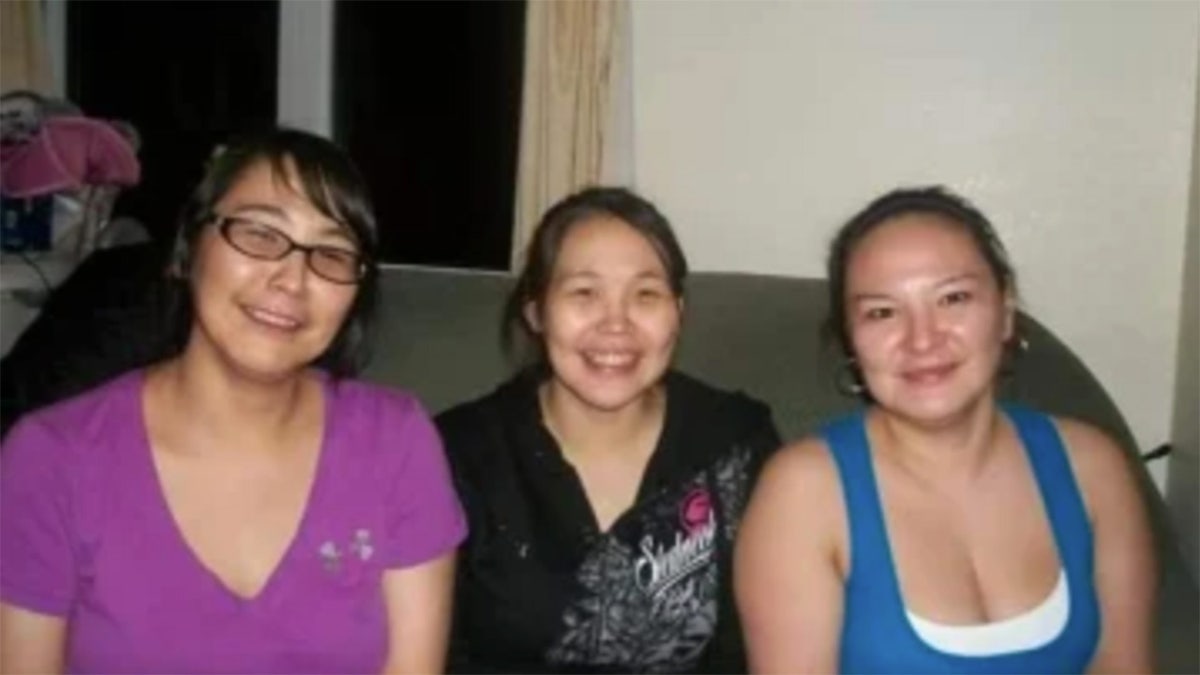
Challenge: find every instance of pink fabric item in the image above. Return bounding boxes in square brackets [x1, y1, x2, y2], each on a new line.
[0, 116, 140, 198]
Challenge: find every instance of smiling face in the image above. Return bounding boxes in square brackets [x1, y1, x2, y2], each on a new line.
[845, 213, 1014, 426]
[184, 158, 360, 382]
[526, 215, 683, 414]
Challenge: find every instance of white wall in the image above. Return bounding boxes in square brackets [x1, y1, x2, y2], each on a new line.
[631, 1, 1200, 492]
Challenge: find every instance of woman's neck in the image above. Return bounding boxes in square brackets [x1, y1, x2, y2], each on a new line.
[538, 378, 667, 459]
[870, 395, 1006, 485]
[147, 350, 317, 456]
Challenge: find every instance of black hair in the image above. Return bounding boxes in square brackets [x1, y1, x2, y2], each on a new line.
[164, 127, 379, 377]
[504, 186, 688, 360]
[825, 186, 1018, 359]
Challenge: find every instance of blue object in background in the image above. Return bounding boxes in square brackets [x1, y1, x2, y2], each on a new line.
[0, 196, 53, 252]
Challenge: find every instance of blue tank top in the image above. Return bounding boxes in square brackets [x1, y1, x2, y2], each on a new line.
[822, 404, 1099, 674]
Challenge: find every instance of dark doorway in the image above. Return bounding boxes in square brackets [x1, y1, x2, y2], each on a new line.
[334, 0, 526, 270]
[67, 0, 279, 247]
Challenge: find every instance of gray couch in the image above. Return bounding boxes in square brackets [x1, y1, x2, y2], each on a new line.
[367, 265, 1198, 672]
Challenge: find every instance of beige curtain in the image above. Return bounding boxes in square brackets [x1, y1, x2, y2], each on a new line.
[1, 0, 53, 95]
[511, 0, 632, 269]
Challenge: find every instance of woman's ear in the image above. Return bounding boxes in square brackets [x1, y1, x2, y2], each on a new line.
[523, 299, 542, 334]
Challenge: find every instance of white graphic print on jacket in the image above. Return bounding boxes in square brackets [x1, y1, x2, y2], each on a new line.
[545, 449, 753, 672]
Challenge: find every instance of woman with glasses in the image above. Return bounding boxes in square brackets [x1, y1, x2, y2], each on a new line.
[0, 128, 466, 674]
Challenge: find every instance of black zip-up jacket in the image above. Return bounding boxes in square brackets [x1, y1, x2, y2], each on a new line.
[435, 368, 781, 674]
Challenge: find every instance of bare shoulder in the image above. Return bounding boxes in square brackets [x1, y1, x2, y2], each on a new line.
[1049, 416, 1145, 518]
[741, 434, 849, 577]
[1051, 416, 1136, 477]
[748, 435, 846, 536]
[758, 436, 842, 501]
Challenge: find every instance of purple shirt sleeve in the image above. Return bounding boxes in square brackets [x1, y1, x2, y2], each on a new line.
[376, 395, 467, 569]
[0, 416, 78, 616]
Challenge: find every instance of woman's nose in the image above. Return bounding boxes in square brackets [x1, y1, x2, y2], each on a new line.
[597, 296, 632, 331]
[904, 310, 940, 352]
[268, 249, 310, 292]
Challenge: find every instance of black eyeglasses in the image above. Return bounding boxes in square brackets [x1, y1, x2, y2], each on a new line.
[214, 215, 367, 285]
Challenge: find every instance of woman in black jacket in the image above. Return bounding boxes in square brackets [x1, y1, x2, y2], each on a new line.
[436, 187, 782, 673]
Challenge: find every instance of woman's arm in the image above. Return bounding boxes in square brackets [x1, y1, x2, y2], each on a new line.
[381, 551, 458, 675]
[0, 603, 67, 674]
[374, 393, 470, 673]
[735, 438, 847, 674]
[1057, 419, 1156, 674]
[1, 416, 81, 675]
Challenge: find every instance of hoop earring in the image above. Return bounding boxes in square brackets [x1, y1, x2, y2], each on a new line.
[835, 357, 866, 397]
[999, 333, 1030, 378]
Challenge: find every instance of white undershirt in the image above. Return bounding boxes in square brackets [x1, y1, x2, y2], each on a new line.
[905, 570, 1070, 656]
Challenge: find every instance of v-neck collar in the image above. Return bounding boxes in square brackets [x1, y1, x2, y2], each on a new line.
[130, 369, 335, 610]
[507, 368, 686, 539]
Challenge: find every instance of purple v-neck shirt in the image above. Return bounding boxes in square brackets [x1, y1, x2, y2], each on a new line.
[1, 370, 467, 674]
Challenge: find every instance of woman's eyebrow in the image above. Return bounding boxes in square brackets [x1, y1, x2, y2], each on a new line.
[934, 272, 984, 288]
[227, 203, 289, 220]
[553, 270, 601, 282]
[308, 218, 352, 236]
[632, 270, 670, 282]
[849, 291, 892, 303]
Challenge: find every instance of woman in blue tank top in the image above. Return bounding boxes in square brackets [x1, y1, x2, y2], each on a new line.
[735, 187, 1155, 673]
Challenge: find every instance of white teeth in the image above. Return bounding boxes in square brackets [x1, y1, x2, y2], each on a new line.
[247, 307, 301, 330]
[585, 351, 635, 367]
